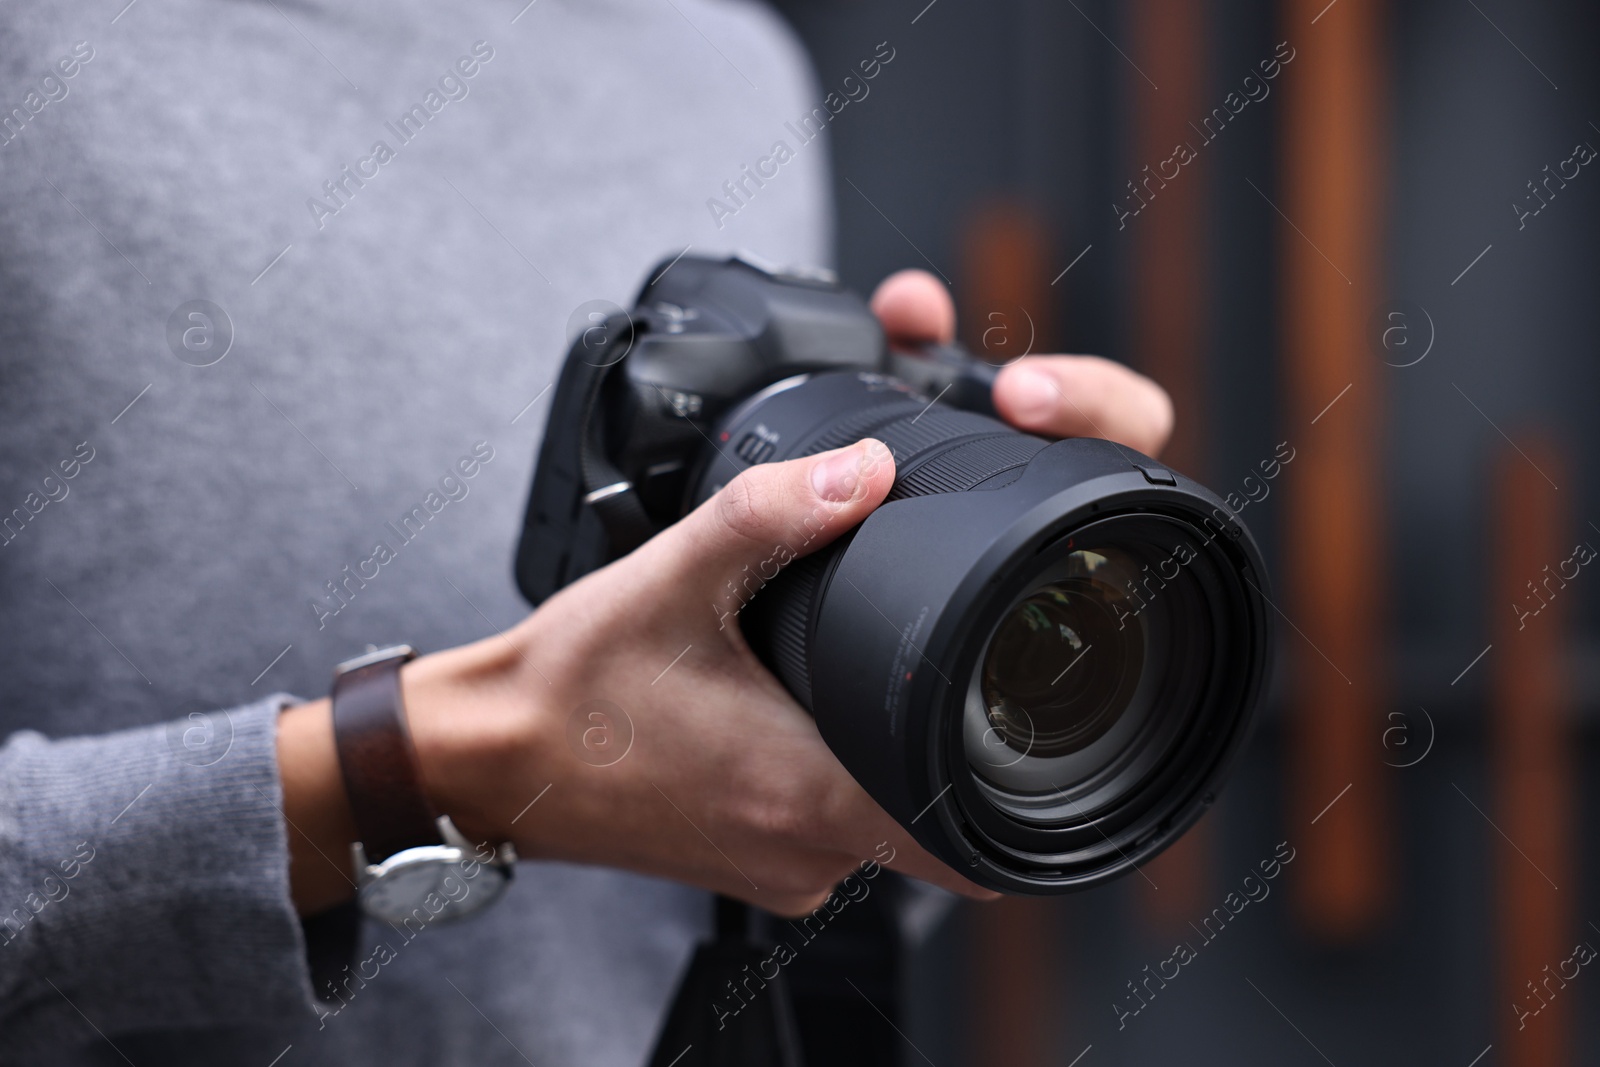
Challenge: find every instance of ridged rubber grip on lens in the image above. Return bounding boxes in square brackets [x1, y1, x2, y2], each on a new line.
[744, 549, 827, 708]
[801, 404, 1002, 463]
[795, 403, 1046, 498]
[887, 433, 1047, 500]
[747, 400, 1047, 710]
[793, 398, 925, 455]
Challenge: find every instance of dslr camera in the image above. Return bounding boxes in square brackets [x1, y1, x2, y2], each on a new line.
[517, 254, 1271, 894]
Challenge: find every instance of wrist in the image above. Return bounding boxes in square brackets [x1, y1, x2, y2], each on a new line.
[277, 697, 359, 915]
[401, 626, 552, 851]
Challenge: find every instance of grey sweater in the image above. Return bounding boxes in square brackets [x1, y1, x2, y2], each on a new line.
[0, 1, 828, 1062]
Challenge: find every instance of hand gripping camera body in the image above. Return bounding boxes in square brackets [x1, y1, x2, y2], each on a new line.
[518, 254, 1272, 895]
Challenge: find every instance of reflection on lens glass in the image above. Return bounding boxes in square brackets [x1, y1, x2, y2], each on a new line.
[980, 549, 1146, 761]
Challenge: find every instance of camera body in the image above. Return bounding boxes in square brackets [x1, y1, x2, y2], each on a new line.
[516, 253, 996, 603]
[518, 254, 1272, 894]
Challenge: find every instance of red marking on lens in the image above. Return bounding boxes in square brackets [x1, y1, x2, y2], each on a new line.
[720, 431, 730, 441]
[905, 671, 913, 680]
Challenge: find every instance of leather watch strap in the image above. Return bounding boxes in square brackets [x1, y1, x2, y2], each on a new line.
[331, 646, 442, 863]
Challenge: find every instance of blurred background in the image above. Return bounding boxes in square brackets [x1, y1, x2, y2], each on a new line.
[765, 0, 1600, 1063]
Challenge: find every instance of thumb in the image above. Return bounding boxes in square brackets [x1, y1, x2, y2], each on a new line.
[655, 439, 896, 598]
[871, 269, 956, 346]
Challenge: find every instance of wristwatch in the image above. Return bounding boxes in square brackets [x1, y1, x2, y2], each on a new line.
[331, 644, 516, 924]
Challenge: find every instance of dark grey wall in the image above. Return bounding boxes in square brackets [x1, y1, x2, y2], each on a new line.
[772, 0, 1600, 1062]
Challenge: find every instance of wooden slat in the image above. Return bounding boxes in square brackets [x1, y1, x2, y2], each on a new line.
[958, 201, 1056, 364]
[959, 201, 1064, 1067]
[1491, 441, 1572, 1067]
[1126, 0, 1214, 932]
[970, 898, 1059, 1067]
[1279, 0, 1390, 940]
[1127, 0, 1209, 479]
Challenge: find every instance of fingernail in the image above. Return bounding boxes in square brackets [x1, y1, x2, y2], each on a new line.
[1008, 366, 1057, 424]
[811, 444, 863, 502]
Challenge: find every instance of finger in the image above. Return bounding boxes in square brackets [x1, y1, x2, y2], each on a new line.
[652, 439, 897, 594]
[822, 777, 1000, 902]
[993, 355, 1174, 457]
[870, 269, 956, 346]
[877, 832, 1001, 901]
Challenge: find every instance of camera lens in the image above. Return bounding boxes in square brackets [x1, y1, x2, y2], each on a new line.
[976, 552, 1146, 767]
[694, 370, 1271, 894]
[959, 525, 1220, 832]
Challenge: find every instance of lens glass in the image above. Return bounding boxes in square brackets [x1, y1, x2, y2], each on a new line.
[980, 551, 1144, 760]
[964, 531, 1213, 820]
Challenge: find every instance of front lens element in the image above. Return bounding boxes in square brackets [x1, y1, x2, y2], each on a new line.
[963, 526, 1217, 822]
[980, 550, 1145, 761]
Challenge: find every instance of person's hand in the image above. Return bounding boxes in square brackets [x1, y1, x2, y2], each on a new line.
[870, 269, 1174, 457]
[281, 439, 999, 917]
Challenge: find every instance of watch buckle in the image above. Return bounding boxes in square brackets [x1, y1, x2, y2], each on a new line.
[437, 815, 519, 867]
[350, 840, 372, 880]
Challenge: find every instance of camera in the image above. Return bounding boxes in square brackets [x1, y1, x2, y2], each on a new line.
[517, 253, 1272, 894]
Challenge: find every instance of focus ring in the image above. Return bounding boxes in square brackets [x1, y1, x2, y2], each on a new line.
[744, 549, 827, 706]
[792, 398, 1046, 500]
[748, 390, 1047, 711]
[888, 432, 1048, 501]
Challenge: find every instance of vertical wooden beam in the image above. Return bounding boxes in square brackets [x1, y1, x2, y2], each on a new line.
[1126, 0, 1214, 932]
[1491, 442, 1572, 1067]
[958, 202, 1056, 364]
[1127, 0, 1209, 480]
[969, 899, 1059, 1067]
[959, 201, 1065, 1067]
[1279, 0, 1390, 940]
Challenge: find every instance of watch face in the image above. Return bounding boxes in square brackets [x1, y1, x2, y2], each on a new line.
[358, 846, 509, 925]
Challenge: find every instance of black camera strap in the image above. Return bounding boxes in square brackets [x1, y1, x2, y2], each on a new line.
[571, 312, 657, 556]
